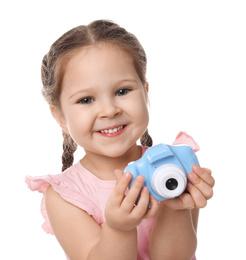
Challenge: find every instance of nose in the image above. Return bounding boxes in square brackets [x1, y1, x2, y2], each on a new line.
[98, 100, 122, 119]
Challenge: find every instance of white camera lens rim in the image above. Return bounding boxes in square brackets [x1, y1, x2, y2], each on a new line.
[151, 163, 187, 199]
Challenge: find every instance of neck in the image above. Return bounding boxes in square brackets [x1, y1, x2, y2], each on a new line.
[81, 144, 142, 180]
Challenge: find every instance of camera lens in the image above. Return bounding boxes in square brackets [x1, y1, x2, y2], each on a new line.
[165, 178, 178, 190]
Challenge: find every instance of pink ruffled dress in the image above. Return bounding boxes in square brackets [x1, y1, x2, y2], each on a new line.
[26, 132, 199, 260]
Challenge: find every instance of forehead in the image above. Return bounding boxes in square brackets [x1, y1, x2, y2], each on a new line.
[62, 43, 141, 89]
[66, 43, 134, 73]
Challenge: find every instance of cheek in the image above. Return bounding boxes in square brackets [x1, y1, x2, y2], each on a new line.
[132, 99, 149, 126]
[65, 109, 90, 135]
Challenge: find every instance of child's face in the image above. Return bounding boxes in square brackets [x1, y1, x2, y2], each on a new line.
[56, 44, 149, 158]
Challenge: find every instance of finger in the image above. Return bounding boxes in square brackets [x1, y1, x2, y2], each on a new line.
[188, 172, 213, 200]
[164, 193, 195, 210]
[187, 183, 207, 208]
[121, 175, 145, 212]
[144, 195, 159, 219]
[133, 191, 159, 219]
[178, 192, 195, 210]
[203, 167, 212, 175]
[111, 171, 132, 205]
[192, 165, 215, 187]
[132, 187, 150, 217]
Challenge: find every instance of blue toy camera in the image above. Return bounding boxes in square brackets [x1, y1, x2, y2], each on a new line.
[124, 144, 199, 202]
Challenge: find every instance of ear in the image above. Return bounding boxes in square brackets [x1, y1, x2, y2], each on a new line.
[145, 82, 149, 93]
[50, 105, 69, 134]
[144, 82, 150, 103]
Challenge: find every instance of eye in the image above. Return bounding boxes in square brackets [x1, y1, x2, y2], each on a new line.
[78, 97, 95, 105]
[116, 88, 131, 96]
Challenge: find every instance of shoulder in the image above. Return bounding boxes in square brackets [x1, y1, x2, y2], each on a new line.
[45, 185, 102, 259]
[45, 185, 72, 220]
[43, 164, 104, 224]
[45, 185, 62, 205]
[45, 185, 84, 219]
[26, 162, 104, 229]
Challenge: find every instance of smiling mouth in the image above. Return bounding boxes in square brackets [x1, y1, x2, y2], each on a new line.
[99, 125, 126, 134]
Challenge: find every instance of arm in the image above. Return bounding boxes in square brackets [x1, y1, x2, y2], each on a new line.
[149, 205, 197, 260]
[45, 170, 158, 260]
[149, 166, 214, 260]
[191, 208, 199, 233]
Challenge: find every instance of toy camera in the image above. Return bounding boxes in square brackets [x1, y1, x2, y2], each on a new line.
[124, 144, 199, 202]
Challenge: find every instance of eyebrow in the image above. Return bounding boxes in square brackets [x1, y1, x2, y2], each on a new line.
[68, 88, 92, 100]
[68, 79, 139, 100]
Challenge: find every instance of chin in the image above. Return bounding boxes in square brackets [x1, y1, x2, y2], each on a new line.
[102, 143, 137, 159]
[103, 149, 126, 158]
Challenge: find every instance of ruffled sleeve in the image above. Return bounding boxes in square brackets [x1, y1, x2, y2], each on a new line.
[25, 171, 103, 235]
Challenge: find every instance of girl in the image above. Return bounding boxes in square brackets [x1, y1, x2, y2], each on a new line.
[26, 20, 214, 260]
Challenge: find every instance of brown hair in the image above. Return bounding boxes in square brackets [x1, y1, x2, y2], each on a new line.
[41, 19, 152, 171]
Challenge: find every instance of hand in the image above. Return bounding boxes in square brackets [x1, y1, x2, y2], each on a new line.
[163, 165, 215, 210]
[105, 170, 159, 232]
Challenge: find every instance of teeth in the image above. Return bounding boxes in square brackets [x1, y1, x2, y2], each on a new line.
[100, 126, 124, 134]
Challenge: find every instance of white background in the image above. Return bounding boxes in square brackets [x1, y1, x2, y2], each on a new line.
[1, 0, 245, 259]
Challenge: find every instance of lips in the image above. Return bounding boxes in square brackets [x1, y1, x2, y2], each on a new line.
[98, 125, 126, 136]
[99, 125, 124, 134]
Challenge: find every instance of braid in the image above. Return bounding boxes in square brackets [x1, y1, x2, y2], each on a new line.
[140, 129, 153, 147]
[62, 131, 77, 171]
